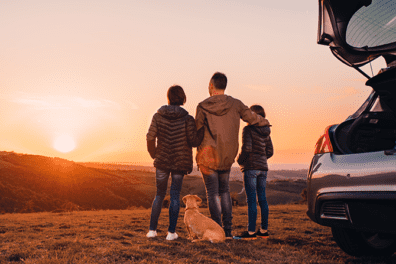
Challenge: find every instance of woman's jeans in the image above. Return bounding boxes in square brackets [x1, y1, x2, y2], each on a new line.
[201, 169, 233, 233]
[244, 170, 269, 232]
[149, 169, 184, 233]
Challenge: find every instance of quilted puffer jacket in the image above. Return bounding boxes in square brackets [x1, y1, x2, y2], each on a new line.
[237, 125, 273, 172]
[146, 105, 203, 174]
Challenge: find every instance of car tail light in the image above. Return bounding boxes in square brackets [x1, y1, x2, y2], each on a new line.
[314, 125, 334, 155]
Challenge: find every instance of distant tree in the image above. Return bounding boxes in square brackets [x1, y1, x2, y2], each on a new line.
[162, 195, 170, 208]
[300, 188, 307, 204]
[231, 192, 239, 206]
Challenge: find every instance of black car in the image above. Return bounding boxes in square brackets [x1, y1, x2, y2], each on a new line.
[307, 0, 396, 257]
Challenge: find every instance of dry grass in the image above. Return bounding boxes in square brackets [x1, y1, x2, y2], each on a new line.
[0, 204, 394, 263]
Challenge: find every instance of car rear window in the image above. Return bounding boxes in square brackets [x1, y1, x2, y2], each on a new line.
[346, 0, 396, 48]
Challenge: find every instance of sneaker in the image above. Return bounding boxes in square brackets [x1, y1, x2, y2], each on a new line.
[166, 232, 178, 241]
[233, 231, 257, 240]
[225, 230, 233, 240]
[146, 230, 157, 238]
[255, 230, 269, 238]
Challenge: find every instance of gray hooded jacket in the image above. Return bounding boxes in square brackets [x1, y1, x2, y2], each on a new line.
[195, 95, 270, 171]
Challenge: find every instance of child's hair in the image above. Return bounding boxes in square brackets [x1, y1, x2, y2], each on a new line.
[250, 104, 266, 118]
[167, 85, 186, 106]
[210, 72, 227, 90]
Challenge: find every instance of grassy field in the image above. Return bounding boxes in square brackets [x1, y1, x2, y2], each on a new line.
[0, 204, 394, 263]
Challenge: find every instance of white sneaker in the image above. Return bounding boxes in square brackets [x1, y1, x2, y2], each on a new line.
[146, 230, 157, 238]
[166, 232, 178, 241]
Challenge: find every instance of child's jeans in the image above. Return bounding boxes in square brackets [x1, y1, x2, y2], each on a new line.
[149, 168, 184, 233]
[244, 170, 269, 232]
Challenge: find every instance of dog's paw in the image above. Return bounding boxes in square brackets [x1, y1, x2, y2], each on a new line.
[188, 234, 198, 240]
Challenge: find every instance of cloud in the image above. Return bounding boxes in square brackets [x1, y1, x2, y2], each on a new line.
[72, 97, 120, 109]
[77, 141, 126, 161]
[328, 86, 360, 101]
[246, 84, 273, 92]
[288, 85, 326, 95]
[12, 94, 126, 110]
[12, 98, 68, 110]
[121, 100, 139, 110]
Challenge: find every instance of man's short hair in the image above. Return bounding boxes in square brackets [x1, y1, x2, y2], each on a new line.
[210, 72, 227, 90]
[167, 85, 186, 106]
[250, 105, 266, 118]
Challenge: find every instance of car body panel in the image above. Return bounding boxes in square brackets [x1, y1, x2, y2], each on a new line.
[307, 151, 396, 233]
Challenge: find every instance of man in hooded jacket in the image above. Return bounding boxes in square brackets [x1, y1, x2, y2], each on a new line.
[195, 72, 270, 238]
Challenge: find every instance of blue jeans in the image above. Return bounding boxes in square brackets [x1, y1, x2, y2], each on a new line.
[201, 169, 232, 232]
[149, 169, 184, 233]
[244, 170, 269, 232]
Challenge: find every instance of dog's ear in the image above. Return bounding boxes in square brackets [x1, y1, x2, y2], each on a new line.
[182, 195, 188, 205]
[194, 195, 202, 206]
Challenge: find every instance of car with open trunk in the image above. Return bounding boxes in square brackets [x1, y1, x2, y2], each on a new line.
[307, 0, 396, 257]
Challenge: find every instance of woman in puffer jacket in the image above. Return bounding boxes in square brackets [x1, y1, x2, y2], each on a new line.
[146, 85, 203, 241]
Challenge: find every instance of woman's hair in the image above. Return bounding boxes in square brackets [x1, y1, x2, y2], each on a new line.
[250, 104, 266, 118]
[167, 85, 186, 106]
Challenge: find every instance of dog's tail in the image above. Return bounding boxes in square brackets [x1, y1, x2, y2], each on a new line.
[203, 230, 225, 243]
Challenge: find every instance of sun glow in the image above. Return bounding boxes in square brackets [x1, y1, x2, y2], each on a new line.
[53, 134, 76, 153]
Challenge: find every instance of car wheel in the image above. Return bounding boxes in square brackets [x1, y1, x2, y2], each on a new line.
[331, 227, 396, 257]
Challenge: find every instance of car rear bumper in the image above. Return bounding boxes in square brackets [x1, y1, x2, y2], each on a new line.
[307, 151, 396, 233]
[308, 191, 396, 234]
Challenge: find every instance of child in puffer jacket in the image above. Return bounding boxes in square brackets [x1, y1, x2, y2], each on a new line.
[234, 104, 273, 240]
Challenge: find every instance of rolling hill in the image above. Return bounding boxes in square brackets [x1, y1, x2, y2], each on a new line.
[0, 152, 152, 213]
[0, 151, 307, 213]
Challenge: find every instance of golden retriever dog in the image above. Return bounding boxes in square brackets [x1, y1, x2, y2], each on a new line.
[182, 194, 226, 243]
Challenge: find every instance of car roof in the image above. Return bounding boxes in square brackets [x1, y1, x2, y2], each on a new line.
[318, 0, 396, 72]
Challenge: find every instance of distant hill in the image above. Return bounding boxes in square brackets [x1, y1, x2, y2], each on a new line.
[0, 152, 307, 214]
[0, 152, 152, 213]
[79, 162, 308, 182]
[80, 162, 308, 206]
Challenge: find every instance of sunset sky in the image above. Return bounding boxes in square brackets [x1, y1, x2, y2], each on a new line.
[0, 1, 386, 168]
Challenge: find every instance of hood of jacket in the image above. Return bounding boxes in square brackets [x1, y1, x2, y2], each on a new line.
[250, 125, 271, 137]
[198, 95, 235, 116]
[157, 105, 188, 120]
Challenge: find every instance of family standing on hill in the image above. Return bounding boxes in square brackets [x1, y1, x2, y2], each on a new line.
[146, 72, 273, 241]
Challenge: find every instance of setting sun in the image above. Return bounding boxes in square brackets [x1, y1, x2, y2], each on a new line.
[0, 0, 372, 166]
[53, 135, 76, 153]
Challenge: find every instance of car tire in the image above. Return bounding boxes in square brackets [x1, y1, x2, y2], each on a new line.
[331, 227, 396, 257]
